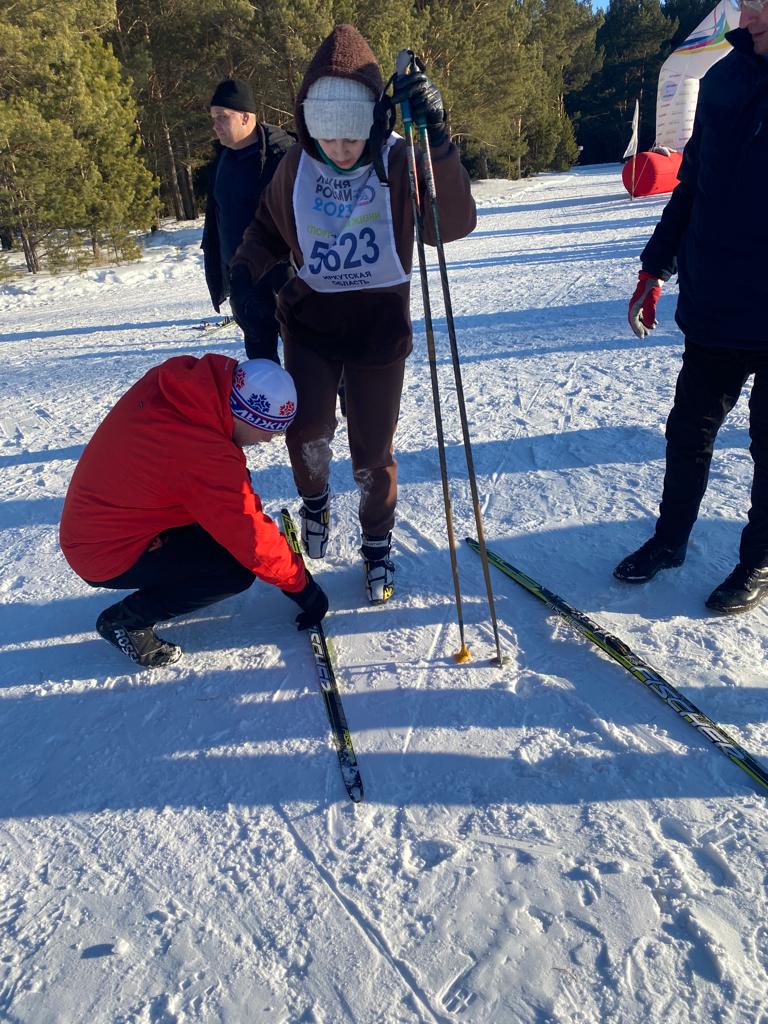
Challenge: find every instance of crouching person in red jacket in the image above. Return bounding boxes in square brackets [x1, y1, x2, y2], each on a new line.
[59, 354, 328, 668]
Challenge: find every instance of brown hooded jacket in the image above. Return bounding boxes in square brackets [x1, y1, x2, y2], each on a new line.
[231, 24, 476, 367]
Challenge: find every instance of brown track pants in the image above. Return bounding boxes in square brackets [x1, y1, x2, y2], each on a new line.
[284, 340, 405, 537]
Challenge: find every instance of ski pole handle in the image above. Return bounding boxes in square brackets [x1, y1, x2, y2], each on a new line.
[394, 49, 428, 130]
[395, 50, 414, 126]
[395, 49, 413, 76]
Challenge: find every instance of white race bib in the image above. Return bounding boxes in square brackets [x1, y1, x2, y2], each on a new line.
[293, 139, 408, 293]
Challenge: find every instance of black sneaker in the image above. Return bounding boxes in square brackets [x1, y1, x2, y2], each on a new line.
[96, 600, 182, 668]
[360, 533, 395, 605]
[613, 537, 687, 583]
[705, 564, 768, 615]
[299, 486, 331, 559]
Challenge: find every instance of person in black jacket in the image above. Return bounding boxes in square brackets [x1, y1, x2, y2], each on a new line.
[201, 79, 294, 362]
[615, 7, 768, 614]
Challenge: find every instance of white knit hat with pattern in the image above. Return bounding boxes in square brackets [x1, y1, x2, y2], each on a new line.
[303, 76, 376, 141]
[230, 359, 297, 432]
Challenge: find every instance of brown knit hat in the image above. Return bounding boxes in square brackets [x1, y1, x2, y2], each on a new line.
[295, 25, 384, 152]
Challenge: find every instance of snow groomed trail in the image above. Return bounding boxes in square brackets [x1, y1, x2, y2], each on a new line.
[1, 166, 767, 1023]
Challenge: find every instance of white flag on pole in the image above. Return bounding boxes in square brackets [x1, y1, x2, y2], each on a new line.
[622, 99, 640, 159]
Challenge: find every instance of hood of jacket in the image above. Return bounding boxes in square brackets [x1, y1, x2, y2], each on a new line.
[294, 24, 383, 154]
[156, 353, 236, 437]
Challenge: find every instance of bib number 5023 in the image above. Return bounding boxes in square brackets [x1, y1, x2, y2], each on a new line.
[307, 228, 380, 275]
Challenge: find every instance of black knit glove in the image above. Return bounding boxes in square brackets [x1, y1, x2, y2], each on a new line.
[391, 71, 447, 146]
[282, 572, 329, 631]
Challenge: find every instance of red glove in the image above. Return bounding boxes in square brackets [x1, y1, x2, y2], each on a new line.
[628, 271, 663, 339]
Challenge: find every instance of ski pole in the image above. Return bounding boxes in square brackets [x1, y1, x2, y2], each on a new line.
[397, 50, 503, 667]
[395, 50, 470, 664]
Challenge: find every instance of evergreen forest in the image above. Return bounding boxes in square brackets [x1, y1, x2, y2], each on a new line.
[0, 0, 715, 272]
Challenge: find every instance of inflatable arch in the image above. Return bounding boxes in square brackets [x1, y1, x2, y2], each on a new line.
[623, 0, 739, 197]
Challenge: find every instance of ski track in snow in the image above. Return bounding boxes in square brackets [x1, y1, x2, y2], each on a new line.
[1, 166, 767, 1022]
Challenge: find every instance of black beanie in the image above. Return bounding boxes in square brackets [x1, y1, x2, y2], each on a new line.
[209, 79, 257, 114]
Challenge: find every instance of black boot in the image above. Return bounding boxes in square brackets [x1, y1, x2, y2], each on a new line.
[360, 533, 395, 605]
[299, 485, 331, 559]
[96, 600, 182, 668]
[705, 564, 768, 615]
[613, 537, 687, 583]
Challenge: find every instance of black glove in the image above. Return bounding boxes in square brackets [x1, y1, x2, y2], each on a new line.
[282, 572, 329, 631]
[391, 71, 447, 146]
[228, 263, 252, 319]
[230, 263, 284, 362]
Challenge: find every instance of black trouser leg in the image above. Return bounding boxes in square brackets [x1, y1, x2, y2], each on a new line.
[655, 342, 748, 548]
[232, 264, 291, 363]
[87, 525, 256, 626]
[740, 361, 768, 568]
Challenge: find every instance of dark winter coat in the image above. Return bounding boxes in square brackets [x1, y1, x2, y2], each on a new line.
[201, 123, 294, 311]
[641, 28, 768, 349]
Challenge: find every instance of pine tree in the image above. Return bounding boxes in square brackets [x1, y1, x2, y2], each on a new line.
[41, 34, 158, 260]
[663, 0, 713, 50]
[526, 0, 603, 172]
[113, 0, 257, 220]
[568, 0, 676, 163]
[248, 0, 335, 112]
[0, 0, 158, 270]
[0, 101, 85, 272]
[401, 0, 539, 178]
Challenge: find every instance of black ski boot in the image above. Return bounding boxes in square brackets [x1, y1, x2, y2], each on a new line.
[96, 600, 182, 668]
[705, 564, 768, 615]
[613, 537, 687, 583]
[360, 533, 395, 605]
[300, 485, 331, 559]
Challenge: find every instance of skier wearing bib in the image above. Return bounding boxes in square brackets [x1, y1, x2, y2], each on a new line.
[228, 24, 476, 604]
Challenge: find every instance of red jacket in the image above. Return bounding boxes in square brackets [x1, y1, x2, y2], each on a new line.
[59, 354, 306, 592]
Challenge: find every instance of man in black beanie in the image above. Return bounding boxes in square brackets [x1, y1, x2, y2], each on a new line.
[201, 79, 295, 363]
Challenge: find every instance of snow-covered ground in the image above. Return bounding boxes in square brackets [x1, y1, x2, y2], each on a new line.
[2, 165, 767, 1024]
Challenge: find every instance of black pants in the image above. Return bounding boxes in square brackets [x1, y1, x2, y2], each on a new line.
[655, 341, 768, 567]
[87, 525, 256, 627]
[230, 263, 292, 363]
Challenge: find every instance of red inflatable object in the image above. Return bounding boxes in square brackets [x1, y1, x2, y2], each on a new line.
[622, 150, 683, 197]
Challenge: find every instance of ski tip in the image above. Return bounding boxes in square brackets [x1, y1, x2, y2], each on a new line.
[453, 644, 472, 664]
[348, 785, 364, 803]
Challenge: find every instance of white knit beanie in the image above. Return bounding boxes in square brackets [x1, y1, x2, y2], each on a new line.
[303, 76, 376, 141]
[230, 359, 297, 431]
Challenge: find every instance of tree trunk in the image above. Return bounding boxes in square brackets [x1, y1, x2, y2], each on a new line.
[178, 134, 197, 219]
[18, 226, 39, 273]
[2, 149, 40, 269]
[161, 112, 184, 220]
[178, 166, 196, 219]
